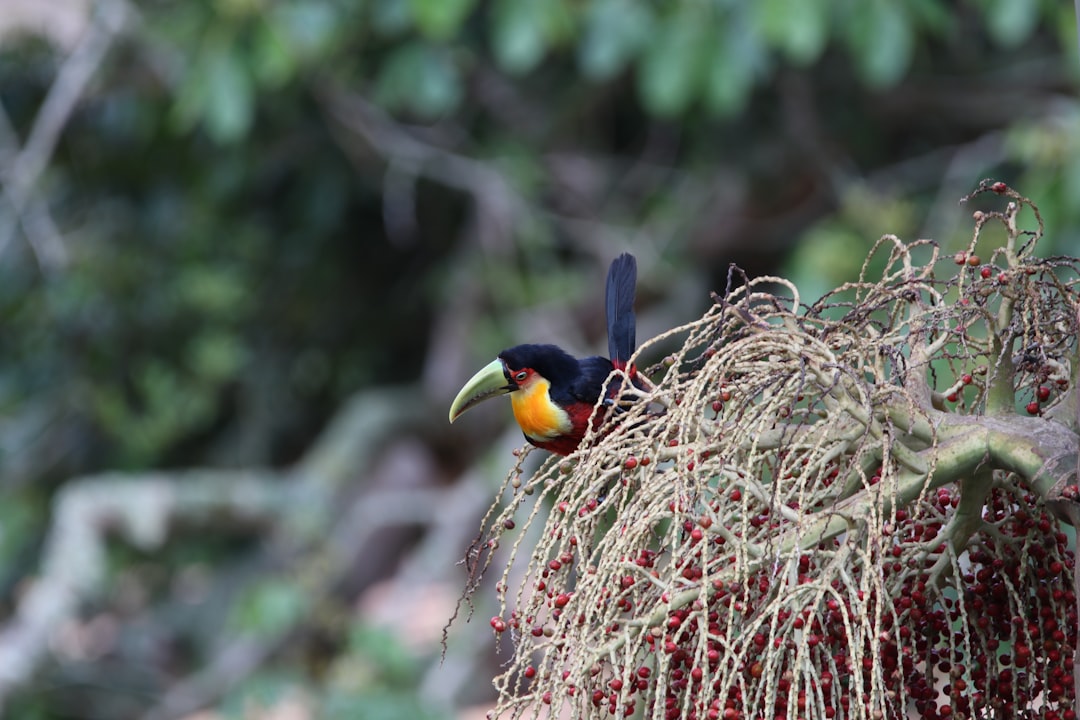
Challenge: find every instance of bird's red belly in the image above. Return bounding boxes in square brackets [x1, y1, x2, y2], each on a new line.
[529, 433, 585, 455]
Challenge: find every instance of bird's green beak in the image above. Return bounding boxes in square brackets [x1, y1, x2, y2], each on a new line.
[449, 358, 514, 423]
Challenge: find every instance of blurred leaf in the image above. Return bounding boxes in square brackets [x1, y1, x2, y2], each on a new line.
[1052, 3, 1080, 81]
[705, 11, 766, 115]
[578, 0, 651, 81]
[216, 0, 262, 18]
[408, 0, 476, 39]
[129, 360, 216, 460]
[785, 224, 867, 303]
[984, 0, 1039, 47]
[638, 4, 711, 116]
[252, 19, 295, 87]
[321, 624, 443, 719]
[753, 0, 828, 64]
[322, 691, 441, 720]
[232, 578, 308, 637]
[271, 0, 343, 59]
[173, 39, 255, 143]
[187, 331, 246, 382]
[347, 625, 417, 682]
[905, 0, 952, 35]
[785, 185, 917, 301]
[491, 0, 548, 74]
[371, 0, 413, 35]
[845, 0, 913, 88]
[174, 266, 249, 315]
[0, 494, 40, 562]
[206, 43, 255, 142]
[1060, 156, 1080, 229]
[375, 42, 462, 117]
[220, 672, 307, 719]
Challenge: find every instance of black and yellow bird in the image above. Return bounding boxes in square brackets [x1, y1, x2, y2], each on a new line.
[448, 254, 640, 455]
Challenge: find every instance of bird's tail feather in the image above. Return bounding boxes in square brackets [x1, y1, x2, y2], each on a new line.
[605, 253, 637, 368]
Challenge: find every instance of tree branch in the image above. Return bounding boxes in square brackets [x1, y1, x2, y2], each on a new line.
[0, 387, 434, 712]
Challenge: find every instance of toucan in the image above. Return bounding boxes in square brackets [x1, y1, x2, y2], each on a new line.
[448, 254, 640, 455]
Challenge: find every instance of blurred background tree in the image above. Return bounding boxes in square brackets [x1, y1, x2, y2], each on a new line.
[0, 0, 1076, 718]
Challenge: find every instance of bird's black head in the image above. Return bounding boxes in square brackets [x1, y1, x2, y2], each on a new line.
[498, 344, 582, 389]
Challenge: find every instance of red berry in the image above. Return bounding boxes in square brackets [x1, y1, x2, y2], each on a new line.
[1037, 385, 1051, 401]
[967, 254, 980, 266]
[991, 181, 1007, 194]
[1026, 401, 1040, 415]
[490, 616, 507, 632]
[954, 252, 967, 265]
[961, 374, 973, 385]
[980, 266, 992, 279]
[624, 456, 638, 470]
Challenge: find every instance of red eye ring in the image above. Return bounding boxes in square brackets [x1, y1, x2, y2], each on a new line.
[514, 370, 528, 382]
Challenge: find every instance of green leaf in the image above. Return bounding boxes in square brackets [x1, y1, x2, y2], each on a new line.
[785, 223, 867, 303]
[251, 19, 295, 87]
[984, 0, 1039, 47]
[220, 672, 305, 719]
[705, 10, 766, 115]
[492, 0, 548, 74]
[174, 266, 248, 314]
[203, 43, 255, 142]
[271, 0, 342, 59]
[905, 0, 953, 35]
[232, 579, 308, 637]
[638, 4, 711, 117]
[0, 494, 40, 564]
[578, 0, 651, 81]
[187, 331, 245, 383]
[322, 691, 439, 720]
[375, 43, 462, 117]
[347, 625, 418, 682]
[408, 0, 477, 39]
[371, 0, 413, 36]
[753, 0, 828, 64]
[846, 0, 912, 88]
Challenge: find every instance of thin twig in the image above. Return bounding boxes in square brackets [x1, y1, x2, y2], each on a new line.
[0, 0, 129, 269]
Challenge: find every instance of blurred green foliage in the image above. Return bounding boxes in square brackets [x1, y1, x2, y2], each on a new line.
[192, 625, 440, 719]
[0, 0, 1078, 717]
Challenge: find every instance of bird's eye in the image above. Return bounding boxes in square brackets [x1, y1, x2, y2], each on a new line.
[514, 370, 528, 382]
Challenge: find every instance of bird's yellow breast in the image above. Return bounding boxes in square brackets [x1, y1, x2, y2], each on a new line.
[510, 376, 573, 442]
